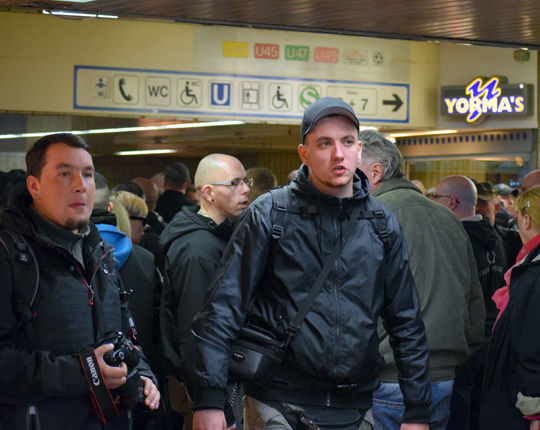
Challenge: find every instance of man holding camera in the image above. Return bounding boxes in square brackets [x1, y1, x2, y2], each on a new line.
[0, 133, 159, 429]
[191, 98, 431, 430]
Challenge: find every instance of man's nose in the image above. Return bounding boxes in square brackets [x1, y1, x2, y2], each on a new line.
[73, 173, 86, 192]
[334, 142, 345, 158]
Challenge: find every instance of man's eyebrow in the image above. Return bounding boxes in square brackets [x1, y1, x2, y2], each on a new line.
[53, 163, 95, 172]
[315, 134, 357, 142]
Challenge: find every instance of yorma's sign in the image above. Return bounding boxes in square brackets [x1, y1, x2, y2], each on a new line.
[441, 77, 534, 123]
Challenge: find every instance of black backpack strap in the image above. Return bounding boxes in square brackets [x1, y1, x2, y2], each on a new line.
[357, 197, 391, 255]
[269, 186, 292, 240]
[0, 230, 40, 325]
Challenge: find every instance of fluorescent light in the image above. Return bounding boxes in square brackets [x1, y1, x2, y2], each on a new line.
[43, 10, 96, 17]
[115, 149, 177, 156]
[0, 120, 245, 140]
[43, 10, 118, 18]
[51, 0, 98, 3]
[387, 130, 458, 138]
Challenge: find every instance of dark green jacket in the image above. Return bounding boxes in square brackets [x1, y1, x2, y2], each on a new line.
[372, 178, 485, 381]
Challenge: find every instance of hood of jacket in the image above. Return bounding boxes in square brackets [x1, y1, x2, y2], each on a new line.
[94, 224, 131, 269]
[371, 177, 423, 198]
[90, 208, 131, 269]
[292, 164, 371, 202]
[462, 216, 502, 251]
[2, 192, 102, 248]
[159, 205, 234, 255]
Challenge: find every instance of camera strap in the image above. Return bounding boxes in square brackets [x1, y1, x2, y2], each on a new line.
[79, 350, 119, 423]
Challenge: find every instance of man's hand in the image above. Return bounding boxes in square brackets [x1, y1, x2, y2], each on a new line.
[400, 424, 429, 430]
[94, 343, 127, 389]
[141, 376, 160, 410]
[530, 419, 540, 430]
[193, 409, 228, 430]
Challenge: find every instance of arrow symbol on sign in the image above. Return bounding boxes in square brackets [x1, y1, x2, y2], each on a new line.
[383, 94, 403, 112]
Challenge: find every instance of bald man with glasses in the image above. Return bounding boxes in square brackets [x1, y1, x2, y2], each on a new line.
[160, 154, 250, 430]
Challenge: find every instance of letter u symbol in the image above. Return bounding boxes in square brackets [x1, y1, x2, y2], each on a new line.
[213, 84, 229, 105]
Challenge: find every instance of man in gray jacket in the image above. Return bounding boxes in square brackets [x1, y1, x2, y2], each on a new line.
[358, 130, 485, 430]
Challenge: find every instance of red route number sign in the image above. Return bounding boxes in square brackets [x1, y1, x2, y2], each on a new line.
[315, 47, 339, 63]
[254, 43, 279, 59]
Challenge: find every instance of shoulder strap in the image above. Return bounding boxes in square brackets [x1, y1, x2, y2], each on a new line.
[357, 197, 391, 255]
[0, 230, 40, 325]
[269, 186, 291, 240]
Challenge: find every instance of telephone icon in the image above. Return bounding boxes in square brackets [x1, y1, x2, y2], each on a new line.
[118, 78, 133, 101]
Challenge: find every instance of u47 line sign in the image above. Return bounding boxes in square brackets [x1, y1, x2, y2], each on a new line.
[74, 65, 409, 124]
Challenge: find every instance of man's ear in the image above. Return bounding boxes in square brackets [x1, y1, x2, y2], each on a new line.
[200, 185, 213, 203]
[298, 144, 308, 166]
[494, 202, 501, 215]
[107, 201, 114, 213]
[357, 141, 362, 166]
[27, 175, 40, 200]
[186, 178, 192, 188]
[371, 163, 384, 186]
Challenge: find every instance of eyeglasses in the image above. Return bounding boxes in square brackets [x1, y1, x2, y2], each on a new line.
[130, 216, 148, 223]
[432, 194, 460, 204]
[208, 177, 253, 188]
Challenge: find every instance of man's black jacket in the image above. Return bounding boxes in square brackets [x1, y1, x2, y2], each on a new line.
[192, 165, 431, 422]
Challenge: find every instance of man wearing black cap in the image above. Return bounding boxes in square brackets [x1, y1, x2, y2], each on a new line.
[190, 97, 431, 430]
[155, 162, 196, 224]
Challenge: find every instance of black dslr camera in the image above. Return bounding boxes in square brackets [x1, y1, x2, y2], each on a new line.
[103, 333, 145, 409]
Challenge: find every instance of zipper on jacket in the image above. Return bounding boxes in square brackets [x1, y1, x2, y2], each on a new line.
[74, 243, 114, 306]
[332, 206, 342, 375]
[75, 264, 94, 305]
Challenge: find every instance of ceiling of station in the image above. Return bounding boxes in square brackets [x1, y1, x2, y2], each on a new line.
[1, 0, 538, 158]
[2, 0, 540, 48]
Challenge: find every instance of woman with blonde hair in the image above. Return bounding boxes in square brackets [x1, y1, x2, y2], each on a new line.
[111, 190, 148, 245]
[481, 185, 540, 430]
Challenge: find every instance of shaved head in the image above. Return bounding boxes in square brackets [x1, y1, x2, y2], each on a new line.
[195, 154, 244, 188]
[434, 175, 477, 219]
[522, 169, 540, 192]
[194, 154, 249, 224]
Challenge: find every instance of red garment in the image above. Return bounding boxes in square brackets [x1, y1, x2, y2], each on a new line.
[492, 232, 540, 327]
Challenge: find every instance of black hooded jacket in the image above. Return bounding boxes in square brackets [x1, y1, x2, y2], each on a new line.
[462, 217, 508, 338]
[191, 165, 431, 422]
[159, 205, 234, 393]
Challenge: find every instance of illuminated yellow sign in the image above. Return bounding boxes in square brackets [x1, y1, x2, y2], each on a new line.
[223, 42, 249, 58]
[441, 77, 533, 123]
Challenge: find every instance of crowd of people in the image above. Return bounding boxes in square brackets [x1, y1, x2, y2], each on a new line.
[1, 97, 540, 430]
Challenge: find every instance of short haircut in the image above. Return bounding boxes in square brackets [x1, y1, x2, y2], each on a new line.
[246, 166, 277, 203]
[26, 133, 91, 178]
[358, 130, 405, 181]
[112, 181, 145, 200]
[93, 172, 110, 210]
[514, 185, 540, 228]
[163, 162, 190, 187]
[111, 190, 148, 218]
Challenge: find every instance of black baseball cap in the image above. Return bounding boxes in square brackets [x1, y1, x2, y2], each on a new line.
[301, 97, 359, 144]
[494, 183, 519, 197]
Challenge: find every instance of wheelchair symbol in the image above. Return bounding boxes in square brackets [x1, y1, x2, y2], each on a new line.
[180, 81, 198, 105]
[272, 86, 289, 109]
